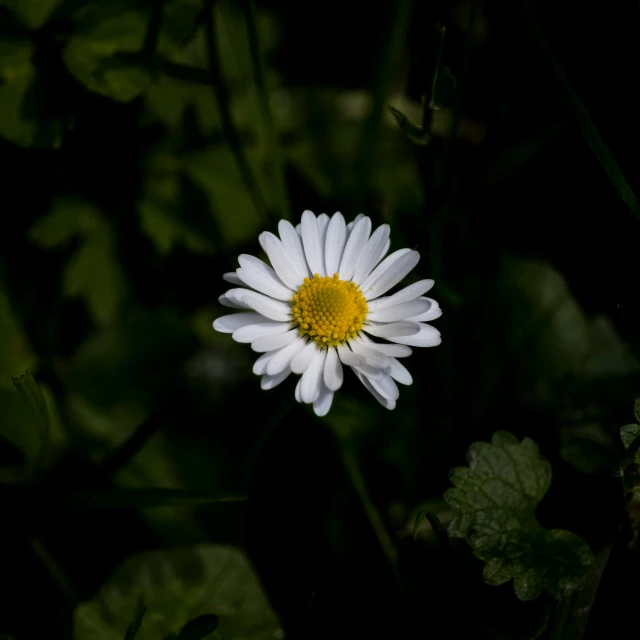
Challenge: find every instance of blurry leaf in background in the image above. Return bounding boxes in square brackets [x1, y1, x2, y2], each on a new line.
[0, 38, 62, 147]
[621, 423, 640, 459]
[145, 75, 220, 134]
[29, 198, 127, 326]
[64, 311, 198, 410]
[0, 286, 37, 390]
[2, 0, 61, 30]
[184, 146, 266, 245]
[139, 152, 214, 257]
[0, 372, 57, 482]
[73, 545, 282, 640]
[63, 0, 201, 102]
[445, 431, 594, 600]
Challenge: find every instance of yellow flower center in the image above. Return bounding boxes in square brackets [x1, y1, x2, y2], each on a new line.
[291, 273, 368, 347]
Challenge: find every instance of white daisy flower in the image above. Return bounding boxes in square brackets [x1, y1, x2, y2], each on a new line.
[213, 211, 442, 416]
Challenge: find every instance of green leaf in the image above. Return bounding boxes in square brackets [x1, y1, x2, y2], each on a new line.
[73, 545, 282, 640]
[29, 199, 127, 326]
[139, 152, 214, 257]
[444, 431, 594, 600]
[0, 55, 62, 147]
[183, 146, 266, 246]
[12, 371, 49, 431]
[124, 597, 146, 640]
[63, 0, 201, 102]
[49, 489, 248, 511]
[164, 614, 219, 640]
[0, 285, 37, 391]
[620, 424, 640, 451]
[3, 0, 61, 29]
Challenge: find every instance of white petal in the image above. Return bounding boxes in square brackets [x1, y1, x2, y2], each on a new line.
[324, 212, 347, 276]
[317, 213, 330, 244]
[386, 323, 442, 347]
[388, 358, 412, 385]
[223, 272, 243, 285]
[354, 370, 395, 410]
[290, 340, 317, 374]
[346, 213, 365, 233]
[301, 210, 325, 276]
[358, 340, 412, 358]
[237, 254, 293, 300]
[353, 224, 390, 285]
[279, 220, 310, 279]
[367, 298, 432, 322]
[350, 342, 391, 369]
[338, 216, 371, 281]
[313, 384, 334, 416]
[226, 288, 291, 321]
[366, 280, 435, 312]
[266, 337, 306, 375]
[261, 369, 291, 390]
[363, 322, 421, 338]
[232, 321, 292, 343]
[353, 362, 385, 380]
[213, 312, 269, 333]
[252, 328, 299, 352]
[373, 374, 399, 400]
[262, 232, 305, 289]
[253, 351, 273, 375]
[300, 348, 326, 403]
[360, 250, 420, 300]
[323, 347, 343, 391]
[219, 293, 249, 309]
[258, 232, 267, 253]
[294, 377, 303, 402]
[406, 297, 442, 322]
[378, 239, 391, 264]
[337, 345, 365, 367]
[295, 223, 302, 235]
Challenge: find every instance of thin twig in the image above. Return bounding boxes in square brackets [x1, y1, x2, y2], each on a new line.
[203, 1, 270, 226]
[243, 0, 290, 221]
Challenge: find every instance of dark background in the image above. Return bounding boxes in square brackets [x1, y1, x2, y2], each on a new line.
[1, 0, 639, 638]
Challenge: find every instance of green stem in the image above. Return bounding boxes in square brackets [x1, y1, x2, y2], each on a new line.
[352, 0, 414, 205]
[243, 0, 291, 221]
[30, 536, 80, 605]
[141, 0, 165, 62]
[517, 0, 640, 221]
[97, 412, 164, 478]
[203, 1, 270, 226]
[340, 444, 398, 574]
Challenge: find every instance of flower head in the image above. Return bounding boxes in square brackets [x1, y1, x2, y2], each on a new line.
[213, 211, 442, 416]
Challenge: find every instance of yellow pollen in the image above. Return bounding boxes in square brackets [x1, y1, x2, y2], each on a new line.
[291, 273, 368, 348]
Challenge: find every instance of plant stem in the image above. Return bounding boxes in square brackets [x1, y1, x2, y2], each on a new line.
[203, 1, 270, 226]
[30, 536, 80, 605]
[517, 0, 640, 222]
[97, 412, 164, 478]
[352, 0, 414, 206]
[141, 0, 165, 62]
[243, 0, 291, 221]
[340, 444, 398, 574]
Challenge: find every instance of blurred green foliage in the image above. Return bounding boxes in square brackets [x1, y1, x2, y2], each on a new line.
[1, 0, 640, 638]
